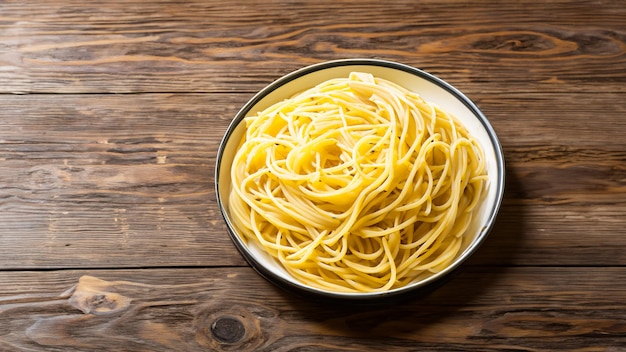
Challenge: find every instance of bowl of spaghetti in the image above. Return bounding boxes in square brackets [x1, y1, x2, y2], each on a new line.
[216, 59, 505, 299]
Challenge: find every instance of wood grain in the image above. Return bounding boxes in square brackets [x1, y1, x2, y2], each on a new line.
[0, 267, 624, 351]
[1, 1, 625, 94]
[1, 92, 625, 268]
[0, 93, 246, 268]
[1, 0, 626, 350]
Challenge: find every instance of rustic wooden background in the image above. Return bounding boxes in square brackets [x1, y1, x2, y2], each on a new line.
[1, 1, 625, 351]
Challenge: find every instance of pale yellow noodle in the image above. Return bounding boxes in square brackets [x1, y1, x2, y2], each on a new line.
[229, 72, 486, 293]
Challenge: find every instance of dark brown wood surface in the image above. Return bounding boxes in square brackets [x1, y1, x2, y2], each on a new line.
[1, 1, 625, 351]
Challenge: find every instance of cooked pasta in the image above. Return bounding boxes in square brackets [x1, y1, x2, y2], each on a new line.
[229, 72, 487, 293]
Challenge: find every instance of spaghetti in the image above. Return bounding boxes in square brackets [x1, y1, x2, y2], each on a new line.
[229, 72, 487, 293]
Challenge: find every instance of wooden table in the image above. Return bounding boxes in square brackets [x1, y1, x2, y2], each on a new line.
[1, 1, 625, 350]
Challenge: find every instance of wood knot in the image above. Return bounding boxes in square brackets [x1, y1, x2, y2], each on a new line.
[68, 276, 131, 315]
[211, 316, 245, 343]
[26, 166, 66, 190]
[195, 302, 280, 351]
[86, 294, 118, 312]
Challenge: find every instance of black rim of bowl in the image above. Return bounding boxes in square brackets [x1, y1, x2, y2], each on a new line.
[215, 58, 505, 300]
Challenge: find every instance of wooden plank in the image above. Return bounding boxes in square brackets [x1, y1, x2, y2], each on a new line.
[1, 1, 625, 94]
[470, 203, 626, 266]
[479, 92, 626, 149]
[0, 92, 625, 268]
[0, 267, 624, 351]
[0, 93, 246, 268]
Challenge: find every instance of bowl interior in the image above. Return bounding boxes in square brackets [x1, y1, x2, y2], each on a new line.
[216, 60, 504, 298]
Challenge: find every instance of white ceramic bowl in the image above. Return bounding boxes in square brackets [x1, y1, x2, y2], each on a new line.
[216, 59, 505, 300]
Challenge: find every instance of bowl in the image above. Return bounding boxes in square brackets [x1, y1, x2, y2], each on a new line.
[215, 58, 505, 300]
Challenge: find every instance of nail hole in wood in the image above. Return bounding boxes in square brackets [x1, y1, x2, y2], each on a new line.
[211, 316, 245, 343]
